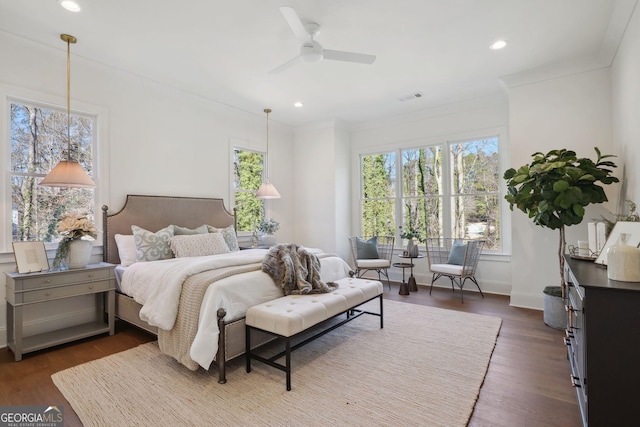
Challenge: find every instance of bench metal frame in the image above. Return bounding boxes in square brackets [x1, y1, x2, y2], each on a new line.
[245, 293, 384, 390]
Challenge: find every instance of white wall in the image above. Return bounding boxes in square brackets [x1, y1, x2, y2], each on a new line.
[611, 3, 640, 204]
[292, 120, 351, 260]
[349, 95, 513, 294]
[0, 32, 295, 347]
[505, 68, 615, 309]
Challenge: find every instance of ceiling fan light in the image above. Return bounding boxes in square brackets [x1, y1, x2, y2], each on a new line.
[59, 0, 81, 12]
[490, 39, 507, 50]
[301, 43, 323, 63]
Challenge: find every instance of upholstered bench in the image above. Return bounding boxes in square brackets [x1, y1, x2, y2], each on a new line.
[245, 277, 384, 390]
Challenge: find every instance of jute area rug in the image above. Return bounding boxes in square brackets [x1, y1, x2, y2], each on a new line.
[52, 300, 502, 427]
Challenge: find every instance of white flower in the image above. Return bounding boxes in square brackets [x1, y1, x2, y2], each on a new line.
[57, 211, 97, 240]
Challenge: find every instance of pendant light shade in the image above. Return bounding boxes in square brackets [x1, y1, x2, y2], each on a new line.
[40, 34, 95, 188]
[256, 108, 280, 199]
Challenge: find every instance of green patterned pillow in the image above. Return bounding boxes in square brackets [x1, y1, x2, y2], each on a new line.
[132, 225, 175, 262]
[206, 225, 239, 252]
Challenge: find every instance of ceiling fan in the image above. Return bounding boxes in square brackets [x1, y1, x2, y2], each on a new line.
[269, 6, 376, 74]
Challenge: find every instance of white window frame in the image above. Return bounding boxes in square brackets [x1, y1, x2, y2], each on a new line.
[1, 84, 109, 254]
[356, 127, 510, 255]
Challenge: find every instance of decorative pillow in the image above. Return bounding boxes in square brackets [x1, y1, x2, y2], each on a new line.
[206, 225, 239, 252]
[447, 241, 467, 265]
[356, 236, 379, 259]
[170, 233, 230, 258]
[173, 224, 208, 235]
[132, 225, 175, 262]
[114, 234, 137, 267]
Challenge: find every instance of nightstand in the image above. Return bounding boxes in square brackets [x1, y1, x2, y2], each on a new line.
[5, 262, 116, 361]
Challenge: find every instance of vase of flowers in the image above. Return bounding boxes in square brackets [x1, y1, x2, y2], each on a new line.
[53, 212, 97, 270]
[400, 225, 424, 257]
[257, 218, 280, 247]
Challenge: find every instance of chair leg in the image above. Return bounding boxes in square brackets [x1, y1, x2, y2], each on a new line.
[380, 268, 391, 290]
[469, 276, 484, 298]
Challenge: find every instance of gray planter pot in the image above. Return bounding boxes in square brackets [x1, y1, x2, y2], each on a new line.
[543, 286, 566, 329]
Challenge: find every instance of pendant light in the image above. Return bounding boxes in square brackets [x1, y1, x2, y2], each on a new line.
[40, 34, 96, 188]
[255, 108, 281, 199]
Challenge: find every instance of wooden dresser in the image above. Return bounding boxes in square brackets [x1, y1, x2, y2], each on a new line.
[5, 262, 115, 361]
[564, 256, 640, 426]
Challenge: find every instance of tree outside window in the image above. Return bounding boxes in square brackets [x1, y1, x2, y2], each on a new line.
[360, 137, 501, 251]
[233, 148, 265, 232]
[10, 101, 95, 243]
[360, 152, 396, 238]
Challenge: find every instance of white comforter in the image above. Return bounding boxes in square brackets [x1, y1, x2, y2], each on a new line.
[120, 248, 353, 369]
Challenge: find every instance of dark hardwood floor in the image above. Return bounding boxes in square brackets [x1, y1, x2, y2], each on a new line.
[1, 283, 581, 427]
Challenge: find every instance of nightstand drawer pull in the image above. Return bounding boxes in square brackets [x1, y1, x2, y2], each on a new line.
[88, 285, 94, 290]
[45, 292, 51, 296]
[88, 274, 94, 278]
[45, 279, 51, 283]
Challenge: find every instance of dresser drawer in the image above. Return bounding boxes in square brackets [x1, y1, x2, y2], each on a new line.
[13, 280, 113, 304]
[11, 268, 112, 291]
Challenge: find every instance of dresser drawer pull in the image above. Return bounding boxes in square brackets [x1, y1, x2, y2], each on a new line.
[565, 304, 574, 332]
[88, 285, 94, 290]
[45, 292, 51, 296]
[88, 274, 94, 278]
[570, 374, 581, 388]
[45, 279, 51, 283]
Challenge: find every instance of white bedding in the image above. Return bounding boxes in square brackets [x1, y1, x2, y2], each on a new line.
[120, 247, 353, 369]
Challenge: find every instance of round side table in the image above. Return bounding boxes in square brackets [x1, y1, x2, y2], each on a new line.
[393, 262, 414, 295]
[398, 253, 424, 292]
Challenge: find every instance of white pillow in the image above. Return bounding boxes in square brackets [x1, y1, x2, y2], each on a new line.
[170, 232, 230, 258]
[114, 234, 137, 267]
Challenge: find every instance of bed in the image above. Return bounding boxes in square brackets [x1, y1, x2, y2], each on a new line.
[102, 194, 351, 384]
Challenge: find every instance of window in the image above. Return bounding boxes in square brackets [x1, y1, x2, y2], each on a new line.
[360, 136, 502, 251]
[233, 147, 265, 233]
[360, 152, 396, 238]
[10, 100, 95, 243]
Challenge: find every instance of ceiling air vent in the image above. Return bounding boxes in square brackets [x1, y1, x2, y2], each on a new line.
[398, 92, 423, 102]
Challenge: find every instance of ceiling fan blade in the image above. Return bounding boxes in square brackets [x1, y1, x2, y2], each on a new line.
[279, 6, 310, 43]
[269, 55, 303, 74]
[323, 49, 376, 64]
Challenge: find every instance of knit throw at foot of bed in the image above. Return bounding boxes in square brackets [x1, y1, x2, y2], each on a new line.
[52, 300, 502, 426]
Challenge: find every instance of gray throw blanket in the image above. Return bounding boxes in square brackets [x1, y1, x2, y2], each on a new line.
[262, 244, 338, 295]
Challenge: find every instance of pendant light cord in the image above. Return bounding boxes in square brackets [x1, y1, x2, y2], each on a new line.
[264, 108, 272, 180]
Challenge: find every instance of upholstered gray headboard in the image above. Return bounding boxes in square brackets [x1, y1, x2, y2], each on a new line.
[102, 195, 235, 265]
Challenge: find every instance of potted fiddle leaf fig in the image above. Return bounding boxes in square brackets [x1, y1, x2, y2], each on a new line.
[504, 148, 618, 328]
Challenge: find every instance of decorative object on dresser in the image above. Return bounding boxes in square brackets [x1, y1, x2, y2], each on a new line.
[504, 148, 618, 328]
[5, 262, 115, 361]
[11, 241, 49, 273]
[256, 217, 279, 247]
[53, 211, 97, 270]
[605, 232, 640, 281]
[564, 256, 640, 426]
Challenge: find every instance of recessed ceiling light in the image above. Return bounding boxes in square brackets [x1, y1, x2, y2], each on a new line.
[294, 102, 304, 108]
[59, 0, 81, 12]
[490, 40, 507, 50]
